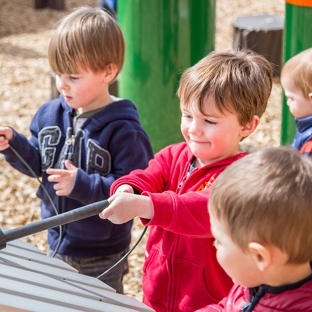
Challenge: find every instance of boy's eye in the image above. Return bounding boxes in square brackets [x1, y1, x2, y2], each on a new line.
[182, 113, 192, 119]
[205, 119, 217, 125]
[70, 76, 79, 80]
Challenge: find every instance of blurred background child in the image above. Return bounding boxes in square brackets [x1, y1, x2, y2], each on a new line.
[281, 48, 312, 157]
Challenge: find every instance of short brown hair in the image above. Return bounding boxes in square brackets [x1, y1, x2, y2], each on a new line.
[281, 48, 312, 98]
[177, 50, 273, 126]
[209, 146, 312, 264]
[48, 6, 125, 77]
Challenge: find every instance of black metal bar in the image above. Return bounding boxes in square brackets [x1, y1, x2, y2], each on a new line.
[0, 200, 109, 250]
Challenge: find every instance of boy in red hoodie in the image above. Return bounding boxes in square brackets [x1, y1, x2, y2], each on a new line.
[199, 147, 312, 312]
[99, 49, 273, 311]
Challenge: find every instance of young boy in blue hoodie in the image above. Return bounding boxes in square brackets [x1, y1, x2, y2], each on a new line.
[0, 7, 153, 294]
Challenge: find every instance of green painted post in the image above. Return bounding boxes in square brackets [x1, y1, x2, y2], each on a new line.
[118, 0, 216, 153]
[281, 0, 312, 145]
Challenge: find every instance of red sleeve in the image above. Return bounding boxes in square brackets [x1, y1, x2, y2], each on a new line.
[111, 144, 246, 238]
[142, 188, 213, 237]
[300, 139, 312, 156]
[110, 144, 175, 196]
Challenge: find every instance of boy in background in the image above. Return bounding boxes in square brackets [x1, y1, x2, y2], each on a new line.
[281, 48, 312, 156]
[199, 146, 312, 311]
[99, 49, 273, 311]
[0, 7, 153, 294]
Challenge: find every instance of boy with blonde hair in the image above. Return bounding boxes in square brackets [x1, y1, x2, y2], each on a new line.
[0, 6, 153, 293]
[281, 48, 312, 156]
[99, 49, 273, 311]
[199, 146, 312, 311]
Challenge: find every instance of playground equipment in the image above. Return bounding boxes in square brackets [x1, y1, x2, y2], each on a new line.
[118, 0, 216, 153]
[233, 14, 284, 77]
[281, 0, 312, 145]
[0, 200, 154, 311]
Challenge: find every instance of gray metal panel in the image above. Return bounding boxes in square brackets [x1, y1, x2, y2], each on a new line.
[8, 240, 46, 255]
[0, 239, 155, 312]
[0, 252, 114, 291]
[0, 291, 140, 312]
[0, 265, 152, 311]
[2, 243, 77, 272]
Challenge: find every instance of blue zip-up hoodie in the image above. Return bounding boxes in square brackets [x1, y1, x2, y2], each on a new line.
[291, 116, 312, 152]
[2, 95, 154, 257]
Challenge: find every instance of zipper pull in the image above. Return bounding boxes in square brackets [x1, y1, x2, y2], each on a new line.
[65, 135, 75, 146]
[178, 175, 187, 189]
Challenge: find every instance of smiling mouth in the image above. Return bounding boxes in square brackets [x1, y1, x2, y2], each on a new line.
[190, 138, 207, 143]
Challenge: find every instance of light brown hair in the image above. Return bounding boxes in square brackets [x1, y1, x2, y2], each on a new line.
[48, 6, 125, 78]
[209, 146, 312, 264]
[177, 49, 273, 126]
[281, 48, 312, 98]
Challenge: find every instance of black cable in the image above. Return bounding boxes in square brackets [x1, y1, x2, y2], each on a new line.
[97, 226, 147, 279]
[51, 196, 63, 258]
[7, 144, 62, 257]
[8, 145, 59, 217]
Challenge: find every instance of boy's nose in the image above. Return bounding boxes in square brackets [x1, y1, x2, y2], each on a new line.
[188, 121, 202, 136]
[56, 76, 68, 90]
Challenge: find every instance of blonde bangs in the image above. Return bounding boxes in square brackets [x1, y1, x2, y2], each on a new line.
[48, 6, 125, 75]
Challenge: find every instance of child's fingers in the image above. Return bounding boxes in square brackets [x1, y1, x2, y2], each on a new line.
[99, 195, 118, 219]
[0, 137, 10, 151]
[107, 194, 117, 204]
[99, 206, 113, 219]
[55, 188, 67, 196]
[0, 131, 11, 151]
[64, 159, 77, 170]
[0, 144, 10, 151]
[47, 174, 61, 182]
[47, 168, 69, 176]
[0, 128, 13, 140]
[0, 134, 9, 144]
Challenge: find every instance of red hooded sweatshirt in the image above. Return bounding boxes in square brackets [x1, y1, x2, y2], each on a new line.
[111, 142, 248, 312]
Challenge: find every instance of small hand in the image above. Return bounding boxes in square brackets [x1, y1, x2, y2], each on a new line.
[0, 127, 13, 151]
[47, 160, 78, 196]
[99, 192, 153, 224]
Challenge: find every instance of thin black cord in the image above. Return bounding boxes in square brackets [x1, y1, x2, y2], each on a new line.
[7, 145, 62, 258]
[97, 226, 147, 279]
[8, 145, 59, 216]
[51, 196, 63, 258]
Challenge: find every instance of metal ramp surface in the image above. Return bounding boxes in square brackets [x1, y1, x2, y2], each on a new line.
[0, 239, 154, 312]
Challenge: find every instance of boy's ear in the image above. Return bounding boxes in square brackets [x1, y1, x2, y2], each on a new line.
[308, 92, 312, 100]
[240, 115, 260, 138]
[248, 242, 271, 272]
[102, 63, 118, 84]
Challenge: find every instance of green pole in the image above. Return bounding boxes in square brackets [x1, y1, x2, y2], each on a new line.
[281, 0, 312, 145]
[118, 0, 216, 153]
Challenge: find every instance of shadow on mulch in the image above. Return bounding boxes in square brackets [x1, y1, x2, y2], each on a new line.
[0, 0, 99, 38]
